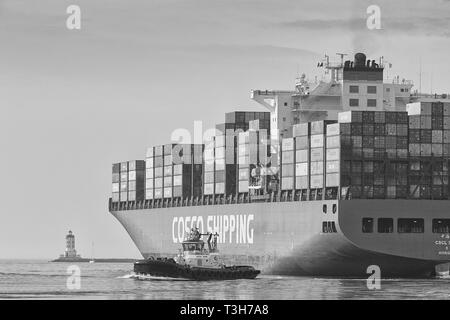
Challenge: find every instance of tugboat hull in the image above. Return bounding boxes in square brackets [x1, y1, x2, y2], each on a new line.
[134, 258, 260, 280]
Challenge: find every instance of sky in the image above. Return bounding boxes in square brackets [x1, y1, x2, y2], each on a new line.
[1, 0, 450, 259]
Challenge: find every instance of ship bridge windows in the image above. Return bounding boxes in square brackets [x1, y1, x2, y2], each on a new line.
[362, 218, 374, 233]
[349, 85, 359, 93]
[433, 219, 450, 233]
[398, 218, 424, 233]
[349, 99, 359, 107]
[378, 218, 393, 233]
[367, 86, 377, 94]
[367, 99, 377, 107]
[182, 242, 204, 252]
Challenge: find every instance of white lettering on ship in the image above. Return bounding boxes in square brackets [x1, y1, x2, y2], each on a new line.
[172, 214, 254, 244]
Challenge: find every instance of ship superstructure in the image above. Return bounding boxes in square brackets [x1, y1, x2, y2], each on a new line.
[109, 52, 450, 277]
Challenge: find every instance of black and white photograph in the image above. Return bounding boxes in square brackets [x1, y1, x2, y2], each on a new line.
[2, 0, 450, 307]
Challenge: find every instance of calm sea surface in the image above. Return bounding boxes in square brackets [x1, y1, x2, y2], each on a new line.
[0, 260, 449, 300]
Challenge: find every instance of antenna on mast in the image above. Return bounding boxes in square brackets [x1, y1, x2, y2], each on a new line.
[336, 53, 347, 67]
[419, 56, 422, 94]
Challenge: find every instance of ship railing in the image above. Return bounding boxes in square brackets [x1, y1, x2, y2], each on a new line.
[108, 186, 344, 212]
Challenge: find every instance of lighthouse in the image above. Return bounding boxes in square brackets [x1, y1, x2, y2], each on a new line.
[65, 230, 78, 258]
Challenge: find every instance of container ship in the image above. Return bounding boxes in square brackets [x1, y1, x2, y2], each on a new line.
[109, 52, 450, 277]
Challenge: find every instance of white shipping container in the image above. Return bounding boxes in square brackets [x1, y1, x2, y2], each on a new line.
[338, 111, 353, 123]
[146, 147, 154, 158]
[154, 178, 163, 188]
[310, 161, 324, 175]
[406, 102, 432, 116]
[164, 166, 172, 176]
[215, 147, 225, 159]
[295, 149, 308, 162]
[146, 157, 154, 168]
[238, 132, 249, 145]
[239, 181, 249, 193]
[282, 138, 294, 151]
[128, 170, 136, 181]
[295, 163, 308, 176]
[145, 189, 153, 200]
[215, 158, 225, 170]
[120, 172, 128, 181]
[310, 175, 324, 188]
[204, 149, 214, 161]
[239, 168, 249, 181]
[215, 135, 225, 148]
[173, 164, 182, 175]
[146, 178, 153, 189]
[326, 136, 340, 148]
[326, 123, 340, 136]
[326, 161, 340, 173]
[112, 192, 120, 202]
[120, 181, 128, 191]
[281, 177, 294, 190]
[112, 183, 119, 193]
[293, 123, 309, 137]
[215, 183, 225, 194]
[282, 151, 294, 164]
[310, 148, 324, 161]
[173, 175, 182, 186]
[204, 172, 214, 183]
[310, 134, 324, 148]
[204, 183, 214, 195]
[326, 173, 340, 187]
[295, 176, 308, 189]
[154, 188, 163, 199]
[154, 167, 163, 178]
[163, 188, 172, 198]
[238, 156, 248, 166]
[238, 145, 248, 156]
[164, 176, 172, 187]
[146, 168, 154, 179]
[326, 148, 340, 161]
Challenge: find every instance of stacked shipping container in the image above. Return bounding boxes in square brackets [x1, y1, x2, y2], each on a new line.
[294, 123, 309, 190]
[237, 123, 269, 194]
[407, 101, 450, 199]
[281, 120, 336, 197]
[146, 144, 203, 199]
[145, 147, 154, 200]
[112, 163, 120, 202]
[111, 161, 145, 202]
[127, 160, 145, 201]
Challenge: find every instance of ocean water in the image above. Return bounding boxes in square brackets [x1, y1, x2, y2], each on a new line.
[0, 260, 450, 300]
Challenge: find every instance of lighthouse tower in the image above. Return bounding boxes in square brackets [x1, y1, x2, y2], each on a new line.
[64, 230, 78, 258]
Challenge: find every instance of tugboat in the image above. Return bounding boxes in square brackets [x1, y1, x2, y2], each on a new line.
[133, 229, 260, 280]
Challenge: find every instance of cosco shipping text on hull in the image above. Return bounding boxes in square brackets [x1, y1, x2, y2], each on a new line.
[172, 214, 254, 244]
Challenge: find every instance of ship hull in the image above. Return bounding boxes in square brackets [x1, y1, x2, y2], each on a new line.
[110, 200, 450, 277]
